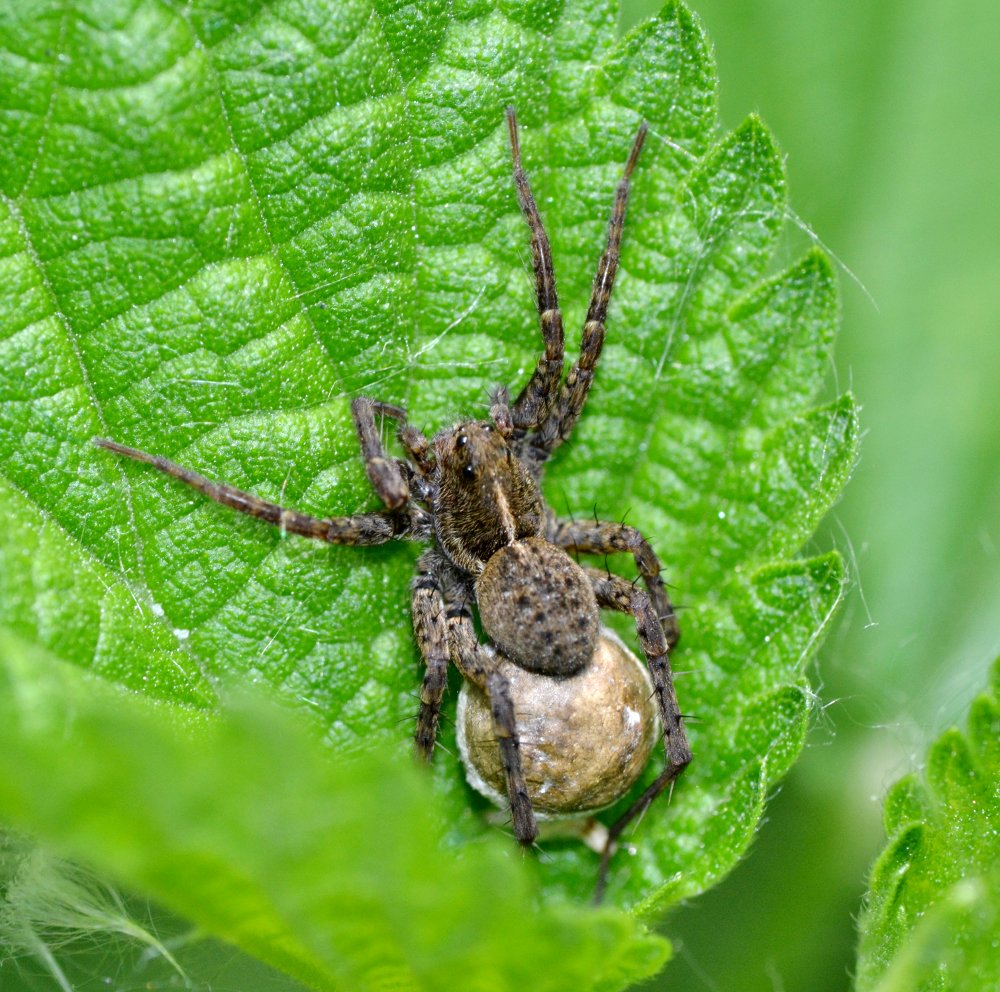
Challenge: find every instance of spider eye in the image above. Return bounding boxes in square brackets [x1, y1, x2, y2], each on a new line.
[456, 434, 468, 447]
[483, 424, 493, 433]
[462, 463, 476, 481]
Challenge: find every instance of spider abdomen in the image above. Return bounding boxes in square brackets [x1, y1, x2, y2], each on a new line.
[475, 536, 598, 676]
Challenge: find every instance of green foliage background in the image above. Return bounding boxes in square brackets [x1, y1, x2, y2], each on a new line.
[1, 0, 998, 989]
[620, 0, 1000, 989]
[855, 657, 999, 992]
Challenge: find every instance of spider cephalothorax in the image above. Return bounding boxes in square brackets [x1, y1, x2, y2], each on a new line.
[433, 420, 544, 572]
[95, 108, 691, 900]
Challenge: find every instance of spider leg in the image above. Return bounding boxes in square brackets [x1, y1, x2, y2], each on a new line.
[549, 516, 679, 649]
[505, 107, 565, 432]
[447, 600, 538, 846]
[531, 122, 648, 462]
[352, 396, 410, 510]
[584, 565, 690, 902]
[93, 438, 420, 545]
[411, 549, 452, 761]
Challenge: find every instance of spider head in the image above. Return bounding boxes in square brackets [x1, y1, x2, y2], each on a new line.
[434, 421, 544, 573]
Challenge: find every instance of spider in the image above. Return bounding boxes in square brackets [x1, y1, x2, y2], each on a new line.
[95, 108, 691, 899]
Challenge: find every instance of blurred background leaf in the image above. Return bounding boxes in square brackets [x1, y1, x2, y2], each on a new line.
[855, 656, 999, 992]
[0, 631, 668, 992]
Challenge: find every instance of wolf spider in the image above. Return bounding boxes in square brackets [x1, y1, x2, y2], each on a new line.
[95, 108, 691, 899]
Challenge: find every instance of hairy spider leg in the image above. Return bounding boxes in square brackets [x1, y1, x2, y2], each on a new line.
[447, 604, 538, 846]
[505, 107, 566, 432]
[548, 516, 680, 649]
[584, 567, 691, 903]
[532, 121, 649, 461]
[411, 549, 452, 761]
[352, 396, 410, 510]
[93, 438, 425, 545]
[411, 545, 537, 849]
[596, 756, 686, 903]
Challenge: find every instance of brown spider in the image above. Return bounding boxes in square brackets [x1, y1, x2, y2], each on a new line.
[95, 108, 691, 900]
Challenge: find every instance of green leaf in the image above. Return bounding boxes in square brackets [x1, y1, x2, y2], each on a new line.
[0, 631, 667, 991]
[855, 656, 1000, 992]
[0, 0, 856, 986]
